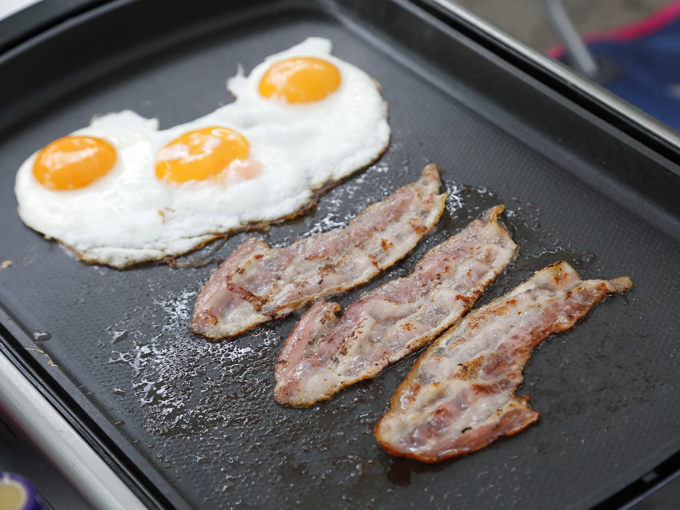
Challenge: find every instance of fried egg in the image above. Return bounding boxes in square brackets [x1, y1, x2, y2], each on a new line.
[14, 38, 390, 268]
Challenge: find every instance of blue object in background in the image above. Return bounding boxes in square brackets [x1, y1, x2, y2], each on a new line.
[0, 473, 44, 510]
[550, 0, 680, 131]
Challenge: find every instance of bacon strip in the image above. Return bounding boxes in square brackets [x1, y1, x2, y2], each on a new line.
[190, 165, 447, 340]
[374, 261, 632, 462]
[274, 206, 517, 406]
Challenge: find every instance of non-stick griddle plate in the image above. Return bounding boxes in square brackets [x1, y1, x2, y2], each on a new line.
[1, 0, 680, 509]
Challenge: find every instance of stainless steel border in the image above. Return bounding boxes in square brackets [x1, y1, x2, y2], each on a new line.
[430, 0, 680, 152]
[0, 351, 147, 510]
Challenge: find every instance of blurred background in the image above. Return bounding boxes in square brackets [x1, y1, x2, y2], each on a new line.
[459, 0, 680, 132]
[457, 0, 669, 52]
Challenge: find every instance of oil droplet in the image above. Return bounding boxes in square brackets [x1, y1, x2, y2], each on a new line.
[112, 330, 128, 344]
[114, 420, 125, 426]
[32, 330, 51, 342]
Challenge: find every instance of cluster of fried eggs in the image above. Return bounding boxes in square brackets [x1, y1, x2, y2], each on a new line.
[14, 38, 390, 268]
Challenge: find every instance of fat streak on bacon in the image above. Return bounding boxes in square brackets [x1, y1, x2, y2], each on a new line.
[374, 261, 632, 462]
[190, 165, 447, 340]
[275, 205, 517, 406]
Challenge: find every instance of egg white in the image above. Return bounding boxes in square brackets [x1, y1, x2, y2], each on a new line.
[14, 38, 391, 268]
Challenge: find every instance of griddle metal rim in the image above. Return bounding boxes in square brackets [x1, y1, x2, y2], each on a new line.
[0, 347, 147, 510]
[421, 0, 680, 164]
[0, 308, 183, 510]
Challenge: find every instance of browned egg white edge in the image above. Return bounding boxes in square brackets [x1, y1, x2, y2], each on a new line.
[35, 102, 390, 271]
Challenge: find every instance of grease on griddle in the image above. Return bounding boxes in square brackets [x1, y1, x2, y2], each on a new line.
[447, 185, 598, 307]
[102, 176, 601, 507]
[111, 330, 128, 344]
[32, 330, 51, 342]
[107, 180, 597, 439]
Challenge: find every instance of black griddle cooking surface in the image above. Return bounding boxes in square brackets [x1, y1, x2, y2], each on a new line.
[1, 1, 680, 509]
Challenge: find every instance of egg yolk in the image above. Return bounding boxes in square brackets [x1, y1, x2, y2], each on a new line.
[155, 127, 250, 184]
[33, 136, 117, 191]
[259, 57, 341, 103]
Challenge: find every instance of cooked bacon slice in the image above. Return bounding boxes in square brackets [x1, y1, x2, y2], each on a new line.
[190, 165, 447, 340]
[274, 205, 517, 406]
[374, 261, 633, 463]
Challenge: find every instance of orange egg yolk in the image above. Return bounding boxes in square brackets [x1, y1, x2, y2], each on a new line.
[33, 136, 117, 191]
[155, 127, 250, 184]
[259, 57, 341, 103]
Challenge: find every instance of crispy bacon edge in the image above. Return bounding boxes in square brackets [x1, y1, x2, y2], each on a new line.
[189, 165, 447, 340]
[374, 261, 633, 462]
[274, 205, 517, 406]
